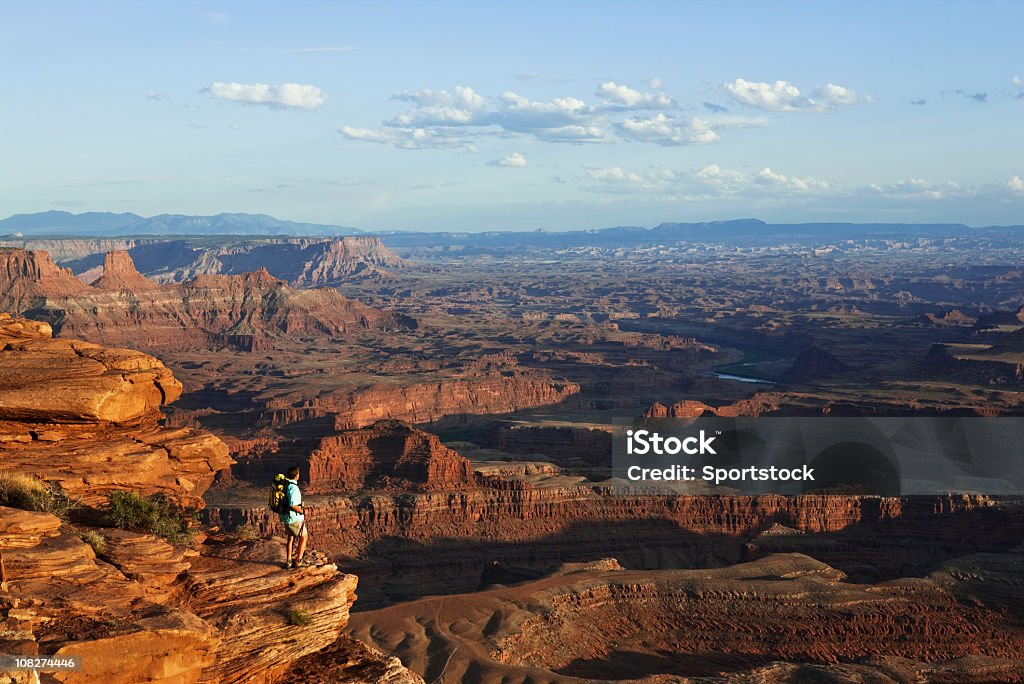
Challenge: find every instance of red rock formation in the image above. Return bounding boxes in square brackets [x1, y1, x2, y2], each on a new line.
[306, 420, 476, 493]
[0, 313, 230, 507]
[89, 250, 156, 291]
[346, 550, 1024, 682]
[0, 248, 90, 314]
[290, 237, 405, 286]
[0, 506, 414, 684]
[266, 373, 580, 429]
[0, 313, 182, 423]
[0, 248, 415, 351]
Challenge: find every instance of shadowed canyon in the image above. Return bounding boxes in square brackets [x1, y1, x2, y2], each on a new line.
[2, 223, 1024, 682]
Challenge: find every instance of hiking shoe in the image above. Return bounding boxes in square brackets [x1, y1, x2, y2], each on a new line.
[284, 560, 294, 570]
[293, 559, 309, 568]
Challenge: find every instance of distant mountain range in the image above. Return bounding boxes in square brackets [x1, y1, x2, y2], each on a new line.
[0, 211, 361, 237]
[380, 219, 1024, 250]
[3, 212, 1024, 248]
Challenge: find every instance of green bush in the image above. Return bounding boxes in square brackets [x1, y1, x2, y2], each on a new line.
[0, 472, 78, 519]
[230, 524, 260, 542]
[286, 608, 312, 626]
[104, 491, 196, 547]
[77, 529, 108, 555]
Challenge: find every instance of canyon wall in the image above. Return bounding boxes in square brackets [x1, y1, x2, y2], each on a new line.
[0, 248, 414, 352]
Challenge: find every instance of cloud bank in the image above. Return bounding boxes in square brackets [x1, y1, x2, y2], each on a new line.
[204, 82, 326, 110]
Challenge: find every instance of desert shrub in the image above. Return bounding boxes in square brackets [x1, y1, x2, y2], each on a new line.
[77, 529, 108, 555]
[230, 524, 261, 542]
[104, 491, 195, 547]
[0, 472, 78, 519]
[286, 608, 312, 626]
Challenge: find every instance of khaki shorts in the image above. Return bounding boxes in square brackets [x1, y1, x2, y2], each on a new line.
[285, 520, 306, 537]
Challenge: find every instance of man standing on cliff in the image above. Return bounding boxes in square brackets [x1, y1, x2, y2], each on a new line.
[280, 466, 309, 569]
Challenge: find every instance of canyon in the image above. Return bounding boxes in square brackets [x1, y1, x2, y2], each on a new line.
[2, 225, 1024, 682]
[0, 314, 421, 683]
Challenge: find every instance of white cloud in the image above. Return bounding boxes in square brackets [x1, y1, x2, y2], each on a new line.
[724, 78, 861, 112]
[725, 79, 807, 111]
[616, 113, 718, 145]
[205, 82, 326, 110]
[586, 163, 833, 198]
[589, 166, 646, 184]
[648, 78, 664, 89]
[755, 167, 831, 191]
[814, 83, 860, 106]
[488, 153, 527, 167]
[1009, 176, 1024, 194]
[1014, 76, 1024, 98]
[595, 81, 676, 109]
[867, 178, 966, 200]
[492, 91, 605, 142]
[338, 82, 763, 149]
[394, 85, 486, 109]
[338, 125, 466, 149]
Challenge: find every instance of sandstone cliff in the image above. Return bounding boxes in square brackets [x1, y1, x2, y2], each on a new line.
[0, 313, 228, 508]
[268, 373, 581, 430]
[307, 420, 476, 493]
[0, 315, 418, 682]
[89, 250, 156, 291]
[0, 248, 90, 315]
[0, 248, 415, 352]
[0, 506, 418, 684]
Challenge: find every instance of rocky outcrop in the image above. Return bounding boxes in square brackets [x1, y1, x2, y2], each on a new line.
[0, 248, 90, 315]
[0, 313, 182, 423]
[272, 373, 580, 430]
[289, 237, 405, 286]
[306, 420, 476, 493]
[89, 250, 156, 291]
[917, 343, 1024, 389]
[0, 506, 220, 684]
[0, 248, 416, 352]
[15, 236, 407, 285]
[182, 538, 359, 684]
[0, 314, 230, 508]
[0, 505, 408, 684]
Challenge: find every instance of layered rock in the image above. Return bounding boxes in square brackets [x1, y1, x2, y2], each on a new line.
[306, 420, 476, 493]
[348, 552, 1024, 682]
[0, 506, 220, 684]
[0, 313, 230, 508]
[89, 250, 155, 291]
[0, 313, 182, 423]
[34, 236, 406, 285]
[273, 373, 580, 430]
[182, 538, 362, 684]
[289, 237, 405, 286]
[208, 482, 1019, 608]
[0, 248, 415, 352]
[0, 248, 90, 315]
[0, 506, 408, 684]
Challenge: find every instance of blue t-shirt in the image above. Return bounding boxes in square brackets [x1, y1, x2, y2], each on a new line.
[279, 479, 304, 525]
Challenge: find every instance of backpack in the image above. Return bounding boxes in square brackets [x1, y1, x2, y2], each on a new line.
[269, 474, 291, 515]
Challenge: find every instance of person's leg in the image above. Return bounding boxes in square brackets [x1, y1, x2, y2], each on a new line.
[286, 532, 294, 564]
[295, 524, 308, 562]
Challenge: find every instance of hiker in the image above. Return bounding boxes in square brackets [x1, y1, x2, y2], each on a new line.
[277, 466, 308, 569]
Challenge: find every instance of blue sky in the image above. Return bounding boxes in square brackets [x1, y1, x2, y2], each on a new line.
[1, 1, 1022, 231]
